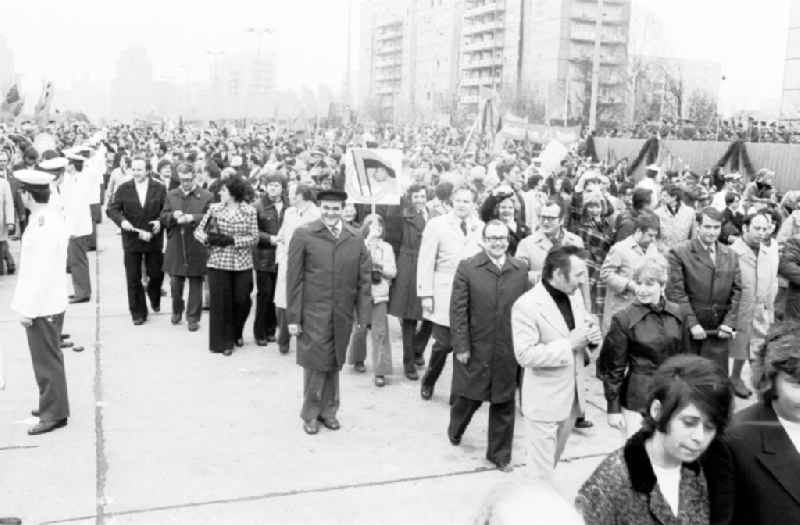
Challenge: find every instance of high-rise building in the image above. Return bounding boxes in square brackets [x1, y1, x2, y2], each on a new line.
[781, 0, 800, 120]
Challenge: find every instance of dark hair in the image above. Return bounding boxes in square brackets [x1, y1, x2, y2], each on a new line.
[742, 210, 772, 228]
[724, 191, 739, 206]
[632, 188, 653, 211]
[156, 159, 172, 174]
[176, 162, 193, 176]
[294, 184, 316, 203]
[540, 199, 565, 219]
[542, 245, 586, 282]
[68, 158, 84, 172]
[697, 206, 724, 224]
[642, 354, 732, 435]
[131, 154, 150, 172]
[434, 181, 454, 202]
[406, 183, 428, 200]
[753, 321, 800, 402]
[222, 175, 250, 202]
[634, 211, 660, 234]
[526, 174, 543, 191]
[360, 213, 384, 238]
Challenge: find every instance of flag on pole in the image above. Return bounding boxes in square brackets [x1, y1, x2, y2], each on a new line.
[34, 81, 54, 120]
[0, 84, 24, 121]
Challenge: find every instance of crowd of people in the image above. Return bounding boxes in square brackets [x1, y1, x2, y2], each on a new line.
[598, 118, 800, 143]
[3, 118, 800, 524]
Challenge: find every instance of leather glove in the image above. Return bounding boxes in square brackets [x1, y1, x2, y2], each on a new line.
[207, 232, 235, 247]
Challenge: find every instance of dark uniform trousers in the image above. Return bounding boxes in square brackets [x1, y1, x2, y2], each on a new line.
[401, 319, 432, 371]
[301, 368, 340, 422]
[421, 323, 453, 389]
[123, 250, 164, 320]
[253, 270, 278, 340]
[276, 308, 290, 351]
[67, 235, 92, 300]
[171, 275, 203, 323]
[26, 312, 70, 422]
[448, 396, 515, 465]
[690, 336, 731, 375]
[0, 240, 14, 273]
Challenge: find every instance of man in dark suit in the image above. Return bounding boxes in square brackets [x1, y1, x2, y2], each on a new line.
[666, 206, 741, 373]
[252, 173, 287, 347]
[703, 321, 800, 525]
[448, 220, 530, 472]
[106, 156, 167, 325]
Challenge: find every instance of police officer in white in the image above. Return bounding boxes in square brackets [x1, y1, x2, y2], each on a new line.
[10, 170, 71, 435]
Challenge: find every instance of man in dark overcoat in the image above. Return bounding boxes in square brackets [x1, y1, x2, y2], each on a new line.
[286, 189, 371, 435]
[160, 162, 213, 332]
[252, 173, 287, 346]
[666, 206, 741, 373]
[447, 220, 530, 471]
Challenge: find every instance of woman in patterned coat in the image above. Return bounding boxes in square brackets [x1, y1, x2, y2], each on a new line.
[575, 191, 613, 322]
[576, 355, 732, 525]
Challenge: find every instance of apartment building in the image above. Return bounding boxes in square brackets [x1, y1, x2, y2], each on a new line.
[781, 0, 800, 120]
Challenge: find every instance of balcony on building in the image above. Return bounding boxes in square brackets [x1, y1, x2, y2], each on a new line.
[569, 24, 627, 45]
[574, 0, 627, 5]
[464, 0, 504, 19]
[569, 3, 626, 24]
[376, 42, 403, 56]
[461, 74, 502, 87]
[462, 18, 504, 37]
[463, 38, 504, 52]
[460, 94, 480, 104]
[462, 55, 503, 69]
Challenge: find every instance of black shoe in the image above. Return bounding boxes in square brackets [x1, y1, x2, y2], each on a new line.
[374, 375, 386, 387]
[353, 362, 366, 373]
[72, 345, 85, 353]
[235, 338, 244, 347]
[133, 318, 146, 326]
[27, 418, 67, 435]
[0, 517, 21, 524]
[188, 321, 199, 332]
[414, 356, 425, 367]
[171, 313, 182, 325]
[5, 266, 14, 275]
[151, 305, 160, 313]
[405, 368, 419, 381]
[303, 419, 320, 435]
[421, 385, 433, 400]
[223, 348, 233, 356]
[266, 335, 277, 343]
[447, 431, 461, 446]
[574, 417, 594, 430]
[60, 333, 70, 341]
[318, 416, 340, 430]
[31, 409, 40, 417]
[69, 296, 90, 304]
[59, 341, 74, 349]
[279, 345, 290, 354]
[493, 462, 514, 473]
[256, 339, 268, 347]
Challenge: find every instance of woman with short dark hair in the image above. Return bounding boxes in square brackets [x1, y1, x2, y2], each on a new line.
[577, 354, 732, 525]
[194, 175, 258, 355]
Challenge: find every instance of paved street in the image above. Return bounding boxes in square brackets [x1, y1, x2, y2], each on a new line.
[0, 221, 750, 524]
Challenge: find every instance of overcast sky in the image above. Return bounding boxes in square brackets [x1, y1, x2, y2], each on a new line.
[0, 0, 791, 115]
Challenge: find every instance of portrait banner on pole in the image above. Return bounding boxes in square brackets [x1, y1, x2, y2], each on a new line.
[344, 148, 405, 205]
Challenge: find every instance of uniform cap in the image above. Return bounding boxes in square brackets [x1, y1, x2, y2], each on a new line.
[15, 169, 54, 189]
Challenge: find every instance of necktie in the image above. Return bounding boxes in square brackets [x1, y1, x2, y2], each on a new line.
[460, 220, 467, 236]
[708, 246, 716, 264]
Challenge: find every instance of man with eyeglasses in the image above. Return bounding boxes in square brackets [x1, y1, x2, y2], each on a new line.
[447, 220, 530, 472]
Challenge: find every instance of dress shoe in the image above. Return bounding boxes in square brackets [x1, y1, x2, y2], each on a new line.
[256, 339, 268, 347]
[31, 409, 40, 417]
[447, 431, 461, 446]
[72, 345, 85, 353]
[278, 345, 290, 354]
[494, 462, 514, 473]
[0, 516, 22, 524]
[188, 321, 199, 332]
[222, 348, 233, 356]
[59, 341, 74, 349]
[133, 318, 146, 326]
[404, 368, 419, 381]
[5, 266, 14, 275]
[730, 377, 753, 399]
[151, 305, 160, 313]
[353, 362, 367, 373]
[60, 333, 70, 340]
[420, 385, 433, 400]
[27, 418, 67, 435]
[318, 416, 340, 430]
[374, 375, 386, 387]
[303, 419, 320, 435]
[235, 338, 244, 347]
[69, 296, 90, 304]
[266, 335, 277, 343]
[171, 313, 182, 325]
[574, 417, 594, 430]
[68, 294, 75, 299]
[414, 357, 425, 368]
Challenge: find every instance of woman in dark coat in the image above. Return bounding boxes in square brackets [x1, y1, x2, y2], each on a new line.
[160, 163, 214, 331]
[597, 254, 690, 436]
[387, 184, 432, 380]
[577, 355, 733, 525]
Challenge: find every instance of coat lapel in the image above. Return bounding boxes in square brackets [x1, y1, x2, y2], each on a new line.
[756, 405, 800, 506]
[532, 285, 569, 337]
[689, 239, 715, 270]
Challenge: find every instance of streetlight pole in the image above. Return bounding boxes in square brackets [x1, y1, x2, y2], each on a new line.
[245, 27, 273, 123]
